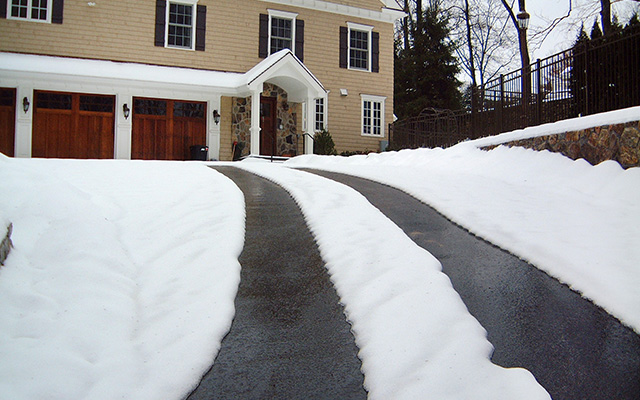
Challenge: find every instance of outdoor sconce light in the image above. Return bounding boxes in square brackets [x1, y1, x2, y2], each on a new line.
[517, 11, 530, 30]
[340, 88, 348, 96]
[22, 97, 30, 113]
[123, 103, 130, 119]
[213, 109, 220, 125]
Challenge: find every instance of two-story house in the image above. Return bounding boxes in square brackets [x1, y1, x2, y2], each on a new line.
[0, 0, 402, 161]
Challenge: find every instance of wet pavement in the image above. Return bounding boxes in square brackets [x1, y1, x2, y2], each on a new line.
[185, 167, 366, 400]
[306, 169, 640, 400]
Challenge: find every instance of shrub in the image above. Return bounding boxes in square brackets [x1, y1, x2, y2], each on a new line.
[313, 129, 337, 155]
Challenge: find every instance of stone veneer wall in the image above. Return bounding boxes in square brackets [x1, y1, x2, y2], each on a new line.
[482, 120, 640, 169]
[231, 83, 299, 158]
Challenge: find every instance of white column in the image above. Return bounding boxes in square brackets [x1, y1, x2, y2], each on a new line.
[208, 95, 221, 161]
[115, 94, 133, 159]
[304, 95, 315, 155]
[14, 86, 33, 158]
[250, 88, 261, 156]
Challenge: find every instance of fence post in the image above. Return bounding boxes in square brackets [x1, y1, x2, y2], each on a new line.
[499, 74, 504, 134]
[584, 40, 589, 116]
[536, 59, 542, 125]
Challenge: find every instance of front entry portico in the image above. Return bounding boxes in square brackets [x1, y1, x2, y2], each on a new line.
[242, 50, 327, 158]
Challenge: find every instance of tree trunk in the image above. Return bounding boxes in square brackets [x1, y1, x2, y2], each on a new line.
[464, 0, 477, 87]
[600, 0, 611, 35]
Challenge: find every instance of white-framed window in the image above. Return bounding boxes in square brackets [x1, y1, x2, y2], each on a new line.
[8, 0, 50, 22]
[315, 98, 326, 132]
[361, 94, 385, 137]
[268, 9, 298, 55]
[348, 22, 372, 72]
[166, 0, 197, 50]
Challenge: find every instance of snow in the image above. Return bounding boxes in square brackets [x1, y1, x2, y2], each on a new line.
[234, 162, 551, 400]
[0, 157, 245, 400]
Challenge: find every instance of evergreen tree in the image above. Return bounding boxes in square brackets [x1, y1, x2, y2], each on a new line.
[590, 20, 603, 40]
[394, 3, 461, 120]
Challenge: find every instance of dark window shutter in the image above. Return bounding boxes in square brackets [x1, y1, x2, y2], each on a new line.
[154, 0, 166, 47]
[371, 31, 379, 73]
[0, 0, 7, 19]
[195, 5, 206, 51]
[295, 19, 304, 62]
[51, 0, 63, 24]
[339, 26, 348, 69]
[259, 14, 269, 58]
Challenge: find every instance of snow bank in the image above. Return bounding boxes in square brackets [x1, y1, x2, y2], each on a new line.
[285, 114, 640, 334]
[0, 156, 244, 400]
[236, 162, 550, 400]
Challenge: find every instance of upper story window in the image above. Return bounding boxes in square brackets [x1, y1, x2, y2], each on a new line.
[8, 0, 50, 22]
[340, 23, 380, 73]
[259, 11, 305, 62]
[349, 28, 369, 70]
[154, 0, 206, 51]
[268, 10, 297, 55]
[167, 2, 194, 49]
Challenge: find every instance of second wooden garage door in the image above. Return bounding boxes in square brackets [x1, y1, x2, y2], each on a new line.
[132, 98, 207, 160]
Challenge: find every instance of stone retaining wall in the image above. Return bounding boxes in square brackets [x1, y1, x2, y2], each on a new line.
[482, 120, 640, 169]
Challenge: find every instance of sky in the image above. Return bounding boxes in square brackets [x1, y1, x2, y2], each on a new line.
[522, 0, 639, 58]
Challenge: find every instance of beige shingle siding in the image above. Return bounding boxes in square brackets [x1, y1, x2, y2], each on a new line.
[1, 0, 395, 155]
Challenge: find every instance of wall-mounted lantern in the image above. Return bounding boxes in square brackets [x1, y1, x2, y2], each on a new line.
[123, 103, 130, 119]
[22, 97, 30, 113]
[213, 109, 220, 125]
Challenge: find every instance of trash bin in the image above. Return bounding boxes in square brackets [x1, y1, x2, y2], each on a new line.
[190, 145, 208, 161]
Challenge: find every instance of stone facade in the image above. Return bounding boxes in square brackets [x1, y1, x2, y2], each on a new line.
[231, 83, 300, 158]
[483, 121, 640, 169]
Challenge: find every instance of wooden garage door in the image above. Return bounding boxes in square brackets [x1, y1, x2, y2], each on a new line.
[132, 98, 207, 160]
[33, 91, 115, 159]
[0, 88, 16, 157]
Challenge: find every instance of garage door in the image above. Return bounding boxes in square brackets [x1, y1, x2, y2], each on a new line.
[132, 98, 207, 160]
[32, 91, 115, 159]
[0, 88, 16, 157]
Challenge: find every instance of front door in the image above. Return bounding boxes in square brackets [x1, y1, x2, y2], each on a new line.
[260, 96, 277, 156]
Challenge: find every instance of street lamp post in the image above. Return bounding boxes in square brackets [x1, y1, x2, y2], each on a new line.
[516, 0, 531, 122]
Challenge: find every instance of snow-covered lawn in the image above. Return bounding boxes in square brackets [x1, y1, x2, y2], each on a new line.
[0, 107, 638, 399]
[0, 158, 244, 400]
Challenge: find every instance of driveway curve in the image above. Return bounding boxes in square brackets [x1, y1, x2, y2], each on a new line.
[306, 169, 640, 400]
[185, 167, 366, 400]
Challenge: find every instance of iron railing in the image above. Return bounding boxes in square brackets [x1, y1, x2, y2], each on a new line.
[390, 25, 640, 149]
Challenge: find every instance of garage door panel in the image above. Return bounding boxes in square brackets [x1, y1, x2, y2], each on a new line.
[78, 113, 115, 159]
[0, 88, 16, 157]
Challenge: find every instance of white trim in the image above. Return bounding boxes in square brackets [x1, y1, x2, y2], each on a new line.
[7, 0, 52, 23]
[164, 0, 198, 51]
[267, 9, 297, 56]
[267, 9, 299, 19]
[258, 0, 405, 23]
[360, 94, 386, 138]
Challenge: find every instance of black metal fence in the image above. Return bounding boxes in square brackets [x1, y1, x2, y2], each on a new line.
[390, 25, 640, 149]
